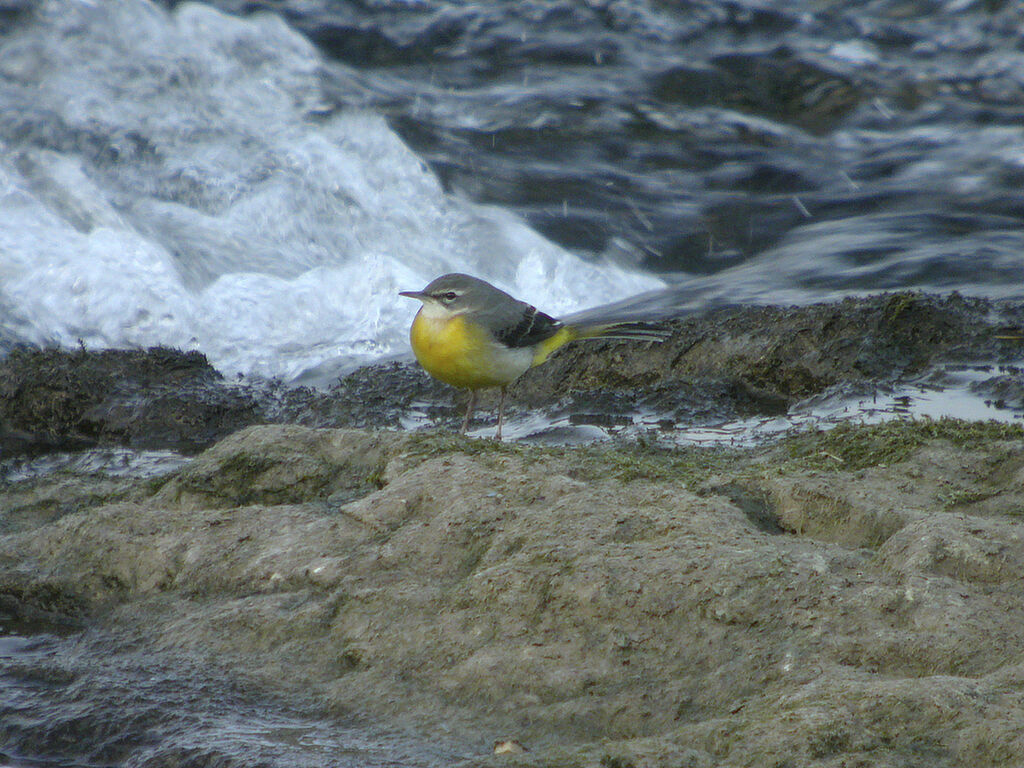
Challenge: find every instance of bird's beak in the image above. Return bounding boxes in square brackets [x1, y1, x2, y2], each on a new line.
[399, 290, 427, 301]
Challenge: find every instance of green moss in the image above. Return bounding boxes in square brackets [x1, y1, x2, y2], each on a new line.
[880, 291, 922, 323]
[405, 430, 529, 459]
[364, 467, 387, 490]
[550, 440, 741, 487]
[937, 487, 996, 508]
[404, 431, 739, 488]
[782, 418, 1024, 472]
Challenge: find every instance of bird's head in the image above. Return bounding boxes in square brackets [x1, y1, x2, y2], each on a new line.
[399, 273, 503, 318]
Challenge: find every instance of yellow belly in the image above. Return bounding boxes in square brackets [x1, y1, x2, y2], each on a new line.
[410, 311, 531, 390]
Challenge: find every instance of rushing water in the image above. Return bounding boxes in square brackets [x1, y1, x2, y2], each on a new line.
[2, 0, 1024, 381]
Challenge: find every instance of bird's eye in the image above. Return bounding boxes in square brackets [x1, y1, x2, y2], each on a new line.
[441, 291, 458, 302]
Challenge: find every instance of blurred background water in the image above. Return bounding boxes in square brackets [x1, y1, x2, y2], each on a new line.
[2, 0, 1024, 764]
[2, 0, 1023, 382]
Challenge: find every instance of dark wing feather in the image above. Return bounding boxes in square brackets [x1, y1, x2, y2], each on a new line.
[493, 304, 563, 348]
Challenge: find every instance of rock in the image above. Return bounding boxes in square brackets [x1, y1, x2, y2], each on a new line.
[879, 513, 1024, 584]
[1, 420, 1023, 765]
[518, 292, 1018, 403]
[150, 424, 397, 511]
[0, 346, 261, 458]
[492, 738, 527, 755]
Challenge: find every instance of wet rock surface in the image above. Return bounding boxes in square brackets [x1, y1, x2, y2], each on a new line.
[0, 346, 259, 459]
[517, 292, 1024, 403]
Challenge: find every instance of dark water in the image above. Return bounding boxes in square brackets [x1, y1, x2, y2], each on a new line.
[0, 611, 464, 768]
[189, 0, 1024, 301]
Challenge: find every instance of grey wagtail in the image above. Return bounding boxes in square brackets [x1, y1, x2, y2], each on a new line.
[400, 273, 668, 439]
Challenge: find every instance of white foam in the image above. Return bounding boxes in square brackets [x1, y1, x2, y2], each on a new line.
[0, 178, 199, 350]
[0, 0, 663, 380]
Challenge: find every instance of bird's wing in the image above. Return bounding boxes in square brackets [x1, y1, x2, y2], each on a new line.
[488, 302, 564, 349]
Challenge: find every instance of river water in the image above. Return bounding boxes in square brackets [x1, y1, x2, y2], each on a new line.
[2, 0, 1023, 381]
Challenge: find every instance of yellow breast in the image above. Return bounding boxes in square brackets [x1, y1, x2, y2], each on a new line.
[410, 310, 531, 390]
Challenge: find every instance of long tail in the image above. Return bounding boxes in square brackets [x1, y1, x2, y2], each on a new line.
[576, 321, 671, 343]
[532, 321, 670, 366]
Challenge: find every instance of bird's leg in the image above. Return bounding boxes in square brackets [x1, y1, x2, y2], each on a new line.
[495, 386, 507, 441]
[461, 390, 477, 435]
